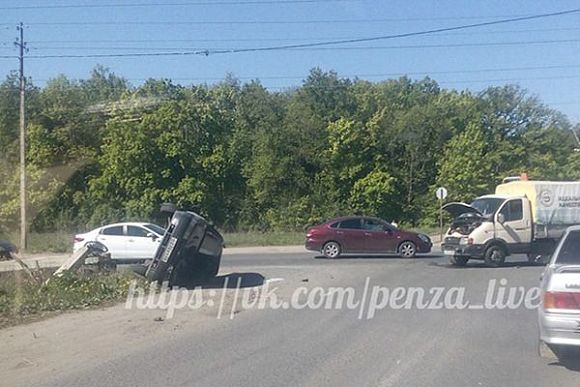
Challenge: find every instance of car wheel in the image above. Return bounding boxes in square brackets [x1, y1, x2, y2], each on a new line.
[484, 246, 506, 267]
[322, 241, 341, 259]
[450, 255, 469, 267]
[398, 241, 416, 258]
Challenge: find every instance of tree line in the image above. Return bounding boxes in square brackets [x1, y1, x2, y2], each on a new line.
[0, 66, 578, 233]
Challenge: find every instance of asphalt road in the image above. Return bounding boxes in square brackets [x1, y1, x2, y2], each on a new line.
[2, 250, 580, 387]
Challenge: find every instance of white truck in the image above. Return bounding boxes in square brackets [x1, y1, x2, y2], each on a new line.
[441, 180, 580, 267]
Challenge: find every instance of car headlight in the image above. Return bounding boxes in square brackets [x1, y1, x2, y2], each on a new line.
[418, 234, 431, 244]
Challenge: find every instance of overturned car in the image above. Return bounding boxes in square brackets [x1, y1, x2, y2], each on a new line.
[145, 211, 224, 287]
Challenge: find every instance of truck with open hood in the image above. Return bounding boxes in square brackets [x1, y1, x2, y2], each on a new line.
[441, 180, 580, 267]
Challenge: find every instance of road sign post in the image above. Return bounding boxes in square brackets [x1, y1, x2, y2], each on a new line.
[436, 187, 448, 243]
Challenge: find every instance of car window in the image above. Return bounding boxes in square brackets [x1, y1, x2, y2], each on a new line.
[338, 218, 362, 230]
[555, 230, 580, 264]
[144, 224, 166, 235]
[101, 226, 124, 236]
[499, 199, 523, 222]
[127, 226, 150, 237]
[329, 222, 340, 229]
[362, 219, 384, 231]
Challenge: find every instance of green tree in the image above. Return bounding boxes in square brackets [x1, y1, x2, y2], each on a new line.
[437, 122, 495, 203]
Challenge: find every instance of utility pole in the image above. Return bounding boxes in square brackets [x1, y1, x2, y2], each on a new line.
[15, 22, 27, 251]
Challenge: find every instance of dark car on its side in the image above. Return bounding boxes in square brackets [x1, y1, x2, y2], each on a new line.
[305, 216, 432, 258]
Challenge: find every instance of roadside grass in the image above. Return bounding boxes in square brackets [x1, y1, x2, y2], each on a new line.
[1, 231, 307, 253]
[0, 231, 72, 254]
[222, 231, 305, 247]
[0, 269, 146, 328]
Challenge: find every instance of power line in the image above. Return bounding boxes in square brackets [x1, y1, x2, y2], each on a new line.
[7, 10, 579, 28]
[21, 38, 580, 52]
[205, 8, 580, 54]
[261, 75, 580, 90]
[286, 38, 580, 50]
[2, 9, 578, 61]
[0, 0, 359, 10]
[10, 16, 538, 26]
[26, 73, 580, 85]
[18, 8, 575, 58]
[25, 27, 580, 44]
[134, 64, 580, 80]
[17, 38, 580, 59]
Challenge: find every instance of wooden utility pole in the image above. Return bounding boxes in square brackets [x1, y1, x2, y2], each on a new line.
[15, 22, 27, 250]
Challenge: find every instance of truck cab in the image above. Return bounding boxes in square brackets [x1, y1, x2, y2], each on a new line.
[442, 194, 533, 266]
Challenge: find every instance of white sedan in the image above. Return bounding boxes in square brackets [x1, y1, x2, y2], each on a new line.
[538, 225, 580, 360]
[73, 222, 166, 262]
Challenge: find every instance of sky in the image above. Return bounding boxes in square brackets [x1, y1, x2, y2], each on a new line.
[0, 0, 579, 123]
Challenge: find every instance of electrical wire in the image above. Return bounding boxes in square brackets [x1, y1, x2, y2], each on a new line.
[8, 8, 579, 59]
[0, 0, 360, 11]
[22, 38, 580, 51]
[25, 27, 580, 44]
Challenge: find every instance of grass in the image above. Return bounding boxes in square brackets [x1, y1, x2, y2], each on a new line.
[0, 231, 72, 254]
[222, 231, 305, 247]
[2, 231, 305, 253]
[0, 269, 146, 328]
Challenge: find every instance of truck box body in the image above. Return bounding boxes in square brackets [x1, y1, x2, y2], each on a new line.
[496, 181, 580, 239]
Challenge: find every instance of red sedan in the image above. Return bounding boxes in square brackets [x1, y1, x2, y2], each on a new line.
[305, 216, 432, 258]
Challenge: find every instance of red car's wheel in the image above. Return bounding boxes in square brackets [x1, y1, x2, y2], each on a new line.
[398, 241, 416, 258]
[322, 241, 341, 259]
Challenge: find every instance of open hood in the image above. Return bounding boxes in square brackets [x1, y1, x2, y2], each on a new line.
[442, 202, 483, 218]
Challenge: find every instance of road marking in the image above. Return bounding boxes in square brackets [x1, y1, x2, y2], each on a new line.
[377, 336, 439, 387]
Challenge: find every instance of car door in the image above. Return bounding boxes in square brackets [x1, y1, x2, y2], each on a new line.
[127, 225, 160, 259]
[495, 198, 532, 254]
[95, 225, 126, 259]
[362, 219, 399, 253]
[335, 218, 368, 253]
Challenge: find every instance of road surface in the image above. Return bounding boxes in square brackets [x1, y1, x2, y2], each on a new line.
[1, 250, 578, 387]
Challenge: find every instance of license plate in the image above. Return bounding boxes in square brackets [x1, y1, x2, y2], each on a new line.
[444, 249, 456, 256]
[160, 237, 178, 262]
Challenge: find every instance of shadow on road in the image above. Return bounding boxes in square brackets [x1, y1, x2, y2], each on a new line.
[199, 272, 265, 289]
[429, 260, 545, 269]
[547, 349, 580, 372]
[314, 254, 438, 260]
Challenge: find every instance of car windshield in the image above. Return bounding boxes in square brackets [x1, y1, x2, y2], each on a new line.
[555, 230, 580, 264]
[144, 224, 166, 236]
[470, 198, 505, 217]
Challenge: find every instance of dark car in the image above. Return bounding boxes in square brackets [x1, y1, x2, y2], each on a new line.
[305, 216, 432, 258]
[145, 210, 224, 286]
